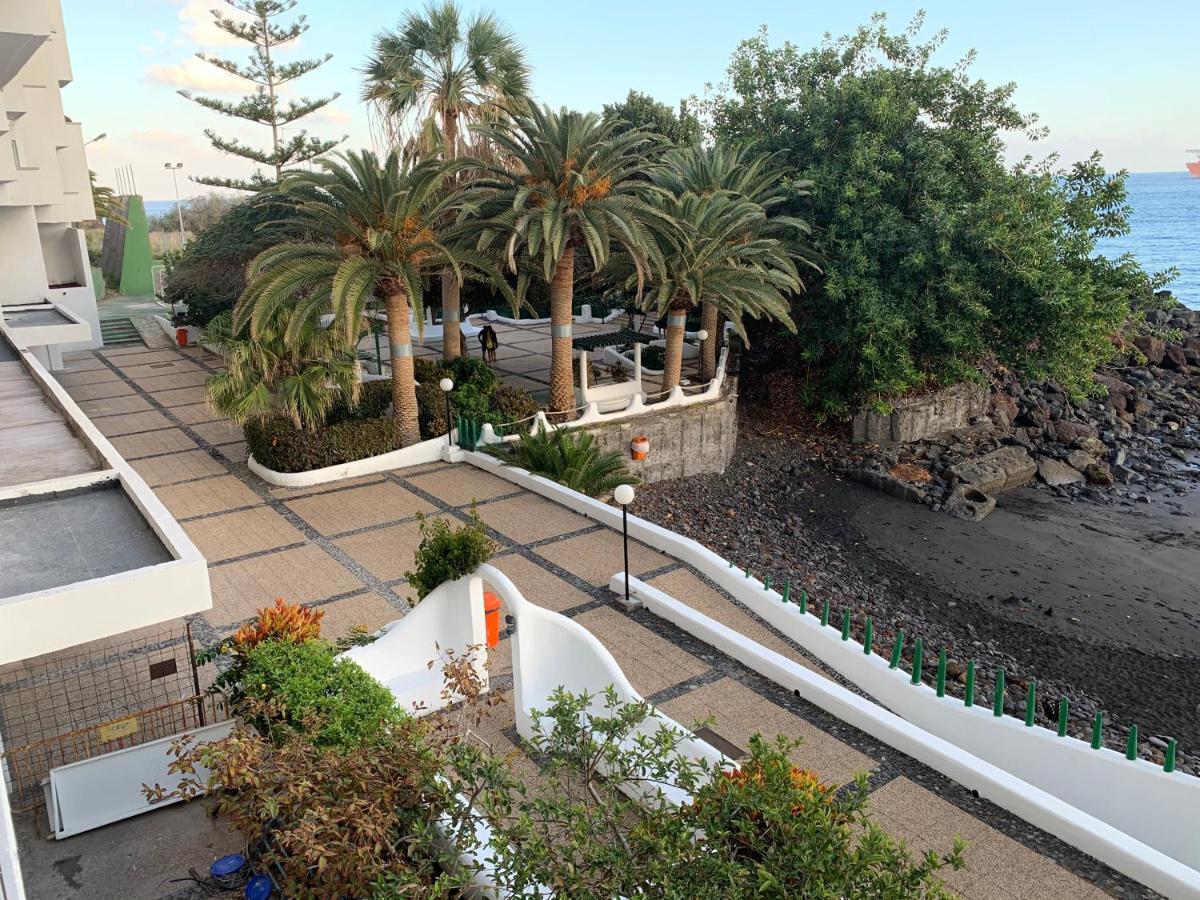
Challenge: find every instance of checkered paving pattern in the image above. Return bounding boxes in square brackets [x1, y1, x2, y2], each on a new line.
[11, 343, 1146, 898]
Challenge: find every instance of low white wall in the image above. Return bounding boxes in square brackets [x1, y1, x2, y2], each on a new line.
[462, 451, 1200, 890]
[483, 306, 623, 327]
[153, 314, 199, 347]
[342, 573, 488, 716]
[622, 576, 1200, 900]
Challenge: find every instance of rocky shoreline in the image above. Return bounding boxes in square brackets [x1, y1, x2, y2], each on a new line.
[841, 301, 1200, 519]
[638, 304, 1200, 776]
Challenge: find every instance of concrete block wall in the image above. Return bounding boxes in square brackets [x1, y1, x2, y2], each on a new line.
[852, 382, 988, 444]
[580, 381, 739, 483]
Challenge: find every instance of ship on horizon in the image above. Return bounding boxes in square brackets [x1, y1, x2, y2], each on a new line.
[1189, 149, 1200, 177]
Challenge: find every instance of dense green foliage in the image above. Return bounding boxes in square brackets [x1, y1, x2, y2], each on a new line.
[601, 89, 702, 146]
[705, 15, 1140, 415]
[242, 638, 403, 748]
[413, 356, 539, 436]
[473, 688, 964, 898]
[485, 428, 637, 497]
[404, 509, 497, 600]
[204, 310, 362, 431]
[166, 194, 300, 326]
[244, 407, 399, 473]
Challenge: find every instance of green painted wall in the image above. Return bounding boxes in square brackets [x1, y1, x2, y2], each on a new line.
[119, 195, 155, 296]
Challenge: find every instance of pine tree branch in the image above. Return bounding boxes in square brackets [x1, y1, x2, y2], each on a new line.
[273, 56, 332, 85]
[276, 93, 341, 125]
[203, 129, 278, 166]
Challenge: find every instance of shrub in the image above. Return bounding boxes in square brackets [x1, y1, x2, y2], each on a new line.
[232, 597, 323, 650]
[245, 415, 400, 472]
[414, 356, 539, 438]
[485, 429, 638, 497]
[489, 383, 540, 426]
[325, 379, 393, 425]
[165, 193, 301, 327]
[641, 344, 666, 371]
[706, 15, 1142, 415]
[404, 509, 496, 601]
[241, 638, 403, 748]
[464, 688, 964, 898]
[151, 717, 458, 898]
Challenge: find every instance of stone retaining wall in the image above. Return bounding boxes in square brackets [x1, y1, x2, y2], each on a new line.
[579, 381, 738, 483]
[852, 382, 988, 444]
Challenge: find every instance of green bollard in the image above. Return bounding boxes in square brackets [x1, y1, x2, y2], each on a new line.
[911, 638, 924, 685]
[744, 568, 751, 579]
[863, 617, 874, 655]
[782, 581, 791, 604]
[799, 590, 808, 614]
[1057, 698, 1069, 737]
[1025, 682, 1036, 727]
[993, 669, 1006, 717]
[820, 599, 830, 628]
[889, 631, 904, 669]
[1092, 711, 1104, 749]
[764, 575, 773, 591]
[965, 660, 975, 707]
[1164, 739, 1177, 773]
[1126, 725, 1138, 761]
[936, 648, 947, 698]
[841, 608, 851, 641]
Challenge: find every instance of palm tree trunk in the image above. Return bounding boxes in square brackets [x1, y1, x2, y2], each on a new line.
[441, 274, 461, 361]
[699, 301, 719, 381]
[385, 289, 422, 447]
[661, 299, 689, 394]
[548, 243, 576, 419]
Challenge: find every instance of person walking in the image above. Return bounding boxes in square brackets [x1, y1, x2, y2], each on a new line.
[478, 324, 499, 364]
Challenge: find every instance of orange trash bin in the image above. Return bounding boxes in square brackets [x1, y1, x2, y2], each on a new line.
[176, 327, 189, 348]
[483, 591, 501, 648]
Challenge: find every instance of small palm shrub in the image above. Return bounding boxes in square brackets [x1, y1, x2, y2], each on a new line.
[404, 509, 497, 601]
[486, 428, 638, 497]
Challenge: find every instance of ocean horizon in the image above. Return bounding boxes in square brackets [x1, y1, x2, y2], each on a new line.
[144, 170, 1199, 310]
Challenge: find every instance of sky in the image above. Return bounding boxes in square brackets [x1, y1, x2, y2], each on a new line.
[63, 0, 1199, 201]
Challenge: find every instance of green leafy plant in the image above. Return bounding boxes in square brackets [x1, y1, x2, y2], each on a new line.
[404, 508, 497, 600]
[204, 310, 363, 432]
[462, 688, 964, 899]
[241, 638, 403, 748]
[486, 429, 638, 497]
[640, 344, 666, 371]
[704, 14, 1141, 416]
[244, 415, 400, 473]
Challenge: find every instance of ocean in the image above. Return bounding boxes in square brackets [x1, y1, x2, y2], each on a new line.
[1097, 171, 1200, 310]
[141, 171, 1198, 308]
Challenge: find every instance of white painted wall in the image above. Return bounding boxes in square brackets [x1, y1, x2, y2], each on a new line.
[0, 207, 49, 305]
[462, 451, 1200, 893]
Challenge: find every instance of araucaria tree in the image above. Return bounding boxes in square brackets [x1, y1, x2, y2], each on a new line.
[363, 1, 529, 361]
[470, 105, 668, 418]
[235, 151, 489, 446]
[181, 0, 344, 191]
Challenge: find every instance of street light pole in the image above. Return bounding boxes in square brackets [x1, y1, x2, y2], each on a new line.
[614, 484, 636, 608]
[439, 378, 455, 448]
[164, 163, 185, 248]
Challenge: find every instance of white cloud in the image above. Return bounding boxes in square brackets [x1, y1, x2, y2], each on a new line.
[178, 0, 247, 47]
[146, 56, 248, 92]
[308, 104, 352, 126]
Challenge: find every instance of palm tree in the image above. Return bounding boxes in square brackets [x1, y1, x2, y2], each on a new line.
[89, 170, 127, 225]
[362, 0, 529, 362]
[234, 149, 490, 447]
[635, 188, 804, 393]
[204, 310, 361, 432]
[468, 105, 670, 418]
[653, 145, 819, 379]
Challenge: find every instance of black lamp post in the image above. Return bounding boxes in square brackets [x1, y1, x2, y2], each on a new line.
[614, 483, 635, 606]
[440, 377, 454, 446]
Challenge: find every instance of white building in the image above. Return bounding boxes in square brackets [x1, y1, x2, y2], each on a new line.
[0, 0, 100, 371]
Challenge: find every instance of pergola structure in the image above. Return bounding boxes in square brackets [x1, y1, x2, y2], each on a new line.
[572, 328, 655, 412]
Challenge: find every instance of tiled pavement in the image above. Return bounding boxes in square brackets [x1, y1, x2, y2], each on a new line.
[3, 342, 1151, 899]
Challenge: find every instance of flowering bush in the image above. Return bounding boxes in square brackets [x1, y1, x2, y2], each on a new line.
[232, 597, 323, 650]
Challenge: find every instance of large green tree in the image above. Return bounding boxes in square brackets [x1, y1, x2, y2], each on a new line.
[362, 1, 529, 361]
[235, 151, 493, 446]
[180, 0, 344, 191]
[705, 14, 1135, 416]
[601, 90, 702, 146]
[469, 106, 670, 418]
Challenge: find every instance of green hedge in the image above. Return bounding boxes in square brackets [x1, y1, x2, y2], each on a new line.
[246, 415, 399, 473]
[241, 639, 402, 748]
